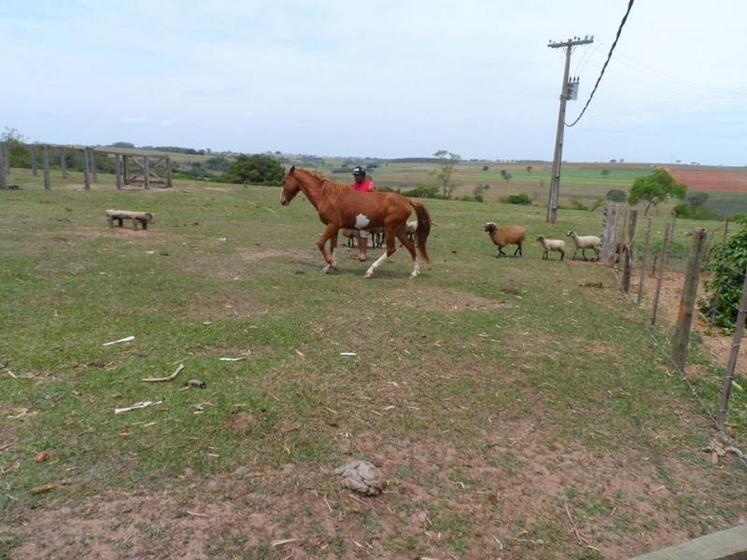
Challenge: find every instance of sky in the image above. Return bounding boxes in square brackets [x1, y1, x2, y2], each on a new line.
[1, 1, 746, 165]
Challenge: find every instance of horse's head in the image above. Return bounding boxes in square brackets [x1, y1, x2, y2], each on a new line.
[280, 165, 301, 206]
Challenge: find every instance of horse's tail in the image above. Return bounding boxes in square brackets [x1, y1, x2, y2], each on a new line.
[411, 201, 431, 264]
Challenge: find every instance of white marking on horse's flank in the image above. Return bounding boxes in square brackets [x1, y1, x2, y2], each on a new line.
[355, 214, 370, 230]
[365, 251, 388, 278]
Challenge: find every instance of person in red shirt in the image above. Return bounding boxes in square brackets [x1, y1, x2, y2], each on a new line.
[351, 166, 376, 261]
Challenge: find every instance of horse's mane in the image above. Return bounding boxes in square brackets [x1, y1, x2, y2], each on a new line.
[321, 180, 349, 197]
[295, 168, 350, 202]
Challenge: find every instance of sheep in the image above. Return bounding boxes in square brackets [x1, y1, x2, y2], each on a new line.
[536, 235, 566, 260]
[484, 223, 527, 257]
[404, 220, 418, 242]
[566, 230, 602, 261]
[341, 227, 385, 249]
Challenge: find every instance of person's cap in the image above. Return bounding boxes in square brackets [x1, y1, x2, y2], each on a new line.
[352, 166, 366, 176]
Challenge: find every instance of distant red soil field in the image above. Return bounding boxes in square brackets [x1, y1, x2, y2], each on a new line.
[667, 167, 747, 192]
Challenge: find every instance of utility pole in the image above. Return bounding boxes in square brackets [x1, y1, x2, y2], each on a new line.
[546, 35, 593, 224]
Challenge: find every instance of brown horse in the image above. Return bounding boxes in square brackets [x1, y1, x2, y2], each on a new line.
[280, 166, 431, 278]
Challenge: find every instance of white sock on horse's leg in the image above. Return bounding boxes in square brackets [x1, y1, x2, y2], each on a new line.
[410, 258, 420, 278]
[364, 251, 388, 278]
[330, 249, 337, 268]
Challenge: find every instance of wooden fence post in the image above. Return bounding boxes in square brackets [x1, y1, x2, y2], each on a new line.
[621, 210, 639, 293]
[0, 144, 6, 189]
[637, 218, 653, 305]
[31, 144, 38, 177]
[122, 155, 129, 184]
[114, 154, 122, 190]
[43, 145, 51, 190]
[88, 148, 99, 185]
[2, 143, 9, 175]
[601, 204, 621, 264]
[59, 147, 67, 178]
[664, 214, 677, 267]
[143, 156, 150, 190]
[718, 267, 747, 428]
[83, 148, 91, 191]
[166, 156, 173, 188]
[651, 224, 672, 326]
[671, 228, 708, 371]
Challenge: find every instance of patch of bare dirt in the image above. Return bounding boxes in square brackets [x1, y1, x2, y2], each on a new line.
[182, 248, 318, 280]
[221, 410, 261, 435]
[196, 345, 273, 360]
[385, 286, 511, 312]
[640, 270, 746, 376]
[6, 423, 744, 560]
[188, 295, 273, 320]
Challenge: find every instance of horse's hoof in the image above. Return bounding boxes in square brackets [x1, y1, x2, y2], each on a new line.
[364, 270, 374, 279]
[321, 265, 331, 274]
[409, 272, 419, 279]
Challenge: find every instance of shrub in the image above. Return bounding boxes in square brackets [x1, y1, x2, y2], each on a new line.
[224, 154, 285, 185]
[700, 217, 747, 329]
[500, 193, 532, 205]
[204, 157, 231, 172]
[402, 183, 441, 199]
[606, 189, 627, 202]
[673, 203, 720, 221]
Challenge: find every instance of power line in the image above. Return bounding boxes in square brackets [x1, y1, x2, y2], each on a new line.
[566, 0, 635, 127]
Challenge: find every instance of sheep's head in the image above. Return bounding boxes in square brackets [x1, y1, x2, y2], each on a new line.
[566, 230, 576, 238]
[484, 223, 497, 233]
[536, 235, 545, 243]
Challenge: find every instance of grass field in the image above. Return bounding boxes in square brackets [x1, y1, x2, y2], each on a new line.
[1, 169, 745, 559]
[328, 161, 747, 216]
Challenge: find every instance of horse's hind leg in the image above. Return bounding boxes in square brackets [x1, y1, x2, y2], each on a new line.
[365, 227, 396, 279]
[395, 227, 420, 278]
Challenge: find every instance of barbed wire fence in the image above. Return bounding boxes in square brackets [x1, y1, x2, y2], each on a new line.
[600, 204, 747, 466]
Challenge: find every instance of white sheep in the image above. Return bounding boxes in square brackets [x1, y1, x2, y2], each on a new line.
[404, 220, 418, 242]
[536, 236, 566, 260]
[566, 230, 601, 261]
[484, 223, 527, 257]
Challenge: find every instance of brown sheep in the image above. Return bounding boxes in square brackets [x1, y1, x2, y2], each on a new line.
[484, 223, 527, 257]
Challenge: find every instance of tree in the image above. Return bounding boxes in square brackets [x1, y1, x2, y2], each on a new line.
[472, 184, 490, 202]
[1, 127, 32, 168]
[687, 191, 709, 207]
[526, 165, 533, 174]
[503, 172, 512, 183]
[500, 169, 507, 178]
[430, 150, 460, 199]
[482, 165, 489, 172]
[600, 169, 611, 177]
[628, 168, 687, 215]
[606, 189, 627, 202]
[224, 154, 285, 186]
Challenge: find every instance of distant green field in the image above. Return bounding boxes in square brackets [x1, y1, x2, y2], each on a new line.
[327, 161, 747, 217]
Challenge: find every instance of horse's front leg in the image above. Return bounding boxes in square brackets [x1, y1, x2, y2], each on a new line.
[317, 223, 340, 274]
[329, 231, 339, 270]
